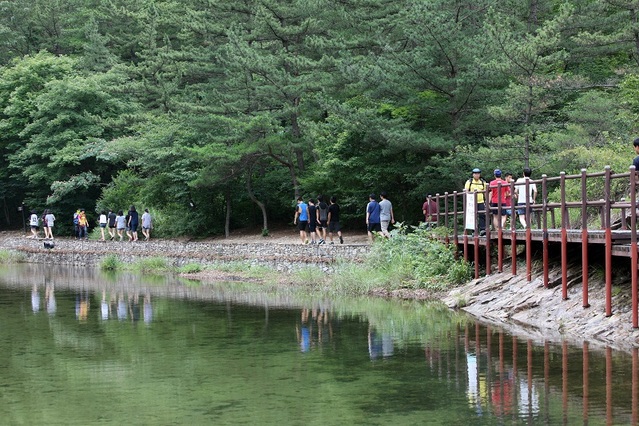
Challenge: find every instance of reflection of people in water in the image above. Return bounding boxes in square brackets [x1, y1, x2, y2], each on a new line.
[101, 290, 109, 320]
[31, 284, 40, 313]
[368, 326, 394, 360]
[129, 293, 140, 322]
[75, 291, 89, 321]
[297, 308, 311, 352]
[117, 293, 127, 321]
[45, 284, 56, 316]
[143, 292, 152, 325]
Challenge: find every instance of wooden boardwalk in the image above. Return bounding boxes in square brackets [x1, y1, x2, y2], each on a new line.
[432, 166, 639, 328]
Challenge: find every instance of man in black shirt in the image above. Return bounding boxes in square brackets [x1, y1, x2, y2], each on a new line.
[327, 196, 344, 244]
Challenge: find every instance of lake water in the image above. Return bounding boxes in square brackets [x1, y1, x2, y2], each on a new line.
[0, 264, 636, 425]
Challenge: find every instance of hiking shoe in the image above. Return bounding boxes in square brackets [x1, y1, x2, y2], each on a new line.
[330, 241, 334, 245]
[339, 236, 344, 244]
[310, 240, 316, 245]
[318, 239, 325, 245]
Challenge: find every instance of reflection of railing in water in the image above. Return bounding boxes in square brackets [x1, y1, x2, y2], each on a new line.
[423, 321, 638, 424]
[430, 166, 639, 327]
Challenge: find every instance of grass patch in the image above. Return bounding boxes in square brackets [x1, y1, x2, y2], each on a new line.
[0, 249, 25, 263]
[177, 263, 204, 274]
[132, 257, 171, 274]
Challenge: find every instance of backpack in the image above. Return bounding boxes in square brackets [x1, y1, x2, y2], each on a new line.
[318, 202, 328, 221]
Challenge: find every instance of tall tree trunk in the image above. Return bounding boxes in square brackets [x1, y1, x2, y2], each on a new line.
[224, 188, 231, 238]
[246, 168, 268, 232]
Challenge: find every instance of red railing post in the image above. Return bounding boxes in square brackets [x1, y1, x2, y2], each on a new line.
[485, 186, 491, 276]
[604, 166, 612, 317]
[497, 181, 504, 272]
[542, 174, 549, 288]
[631, 166, 638, 328]
[474, 191, 480, 279]
[581, 169, 590, 308]
[525, 178, 532, 282]
[510, 178, 517, 275]
[561, 172, 568, 300]
[453, 191, 459, 248]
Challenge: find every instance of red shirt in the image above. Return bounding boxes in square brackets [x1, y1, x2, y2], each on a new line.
[422, 200, 438, 222]
[489, 178, 510, 205]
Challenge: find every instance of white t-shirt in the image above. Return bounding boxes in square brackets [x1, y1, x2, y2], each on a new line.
[515, 177, 537, 204]
[99, 214, 107, 225]
[29, 214, 39, 227]
[45, 213, 55, 227]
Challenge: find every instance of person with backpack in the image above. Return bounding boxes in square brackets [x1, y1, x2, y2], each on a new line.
[464, 168, 487, 235]
[316, 195, 329, 244]
[73, 209, 81, 238]
[366, 194, 381, 243]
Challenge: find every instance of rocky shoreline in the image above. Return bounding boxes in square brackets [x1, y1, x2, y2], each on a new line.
[444, 261, 639, 353]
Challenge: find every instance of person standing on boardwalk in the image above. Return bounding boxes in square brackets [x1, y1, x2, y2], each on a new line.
[422, 195, 438, 228]
[141, 208, 152, 241]
[366, 194, 381, 242]
[316, 195, 328, 244]
[293, 197, 309, 244]
[633, 138, 639, 172]
[327, 196, 343, 244]
[379, 191, 395, 238]
[514, 168, 537, 228]
[464, 168, 487, 234]
[488, 169, 509, 230]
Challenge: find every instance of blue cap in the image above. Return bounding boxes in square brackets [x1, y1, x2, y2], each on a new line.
[472, 168, 481, 173]
[494, 169, 502, 176]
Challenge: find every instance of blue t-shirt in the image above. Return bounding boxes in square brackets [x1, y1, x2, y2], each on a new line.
[298, 202, 308, 221]
[367, 201, 381, 223]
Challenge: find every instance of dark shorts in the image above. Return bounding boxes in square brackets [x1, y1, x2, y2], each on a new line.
[31, 226, 39, 230]
[308, 221, 317, 232]
[100, 223, 107, 228]
[318, 220, 327, 229]
[516, 202, 532, 216]
[490, 203, 507, 216]
[328, 221, 341, 233]
[297, 220, 308, 231]
[130, 223, 138, 232]
[368, 222, 381, 232]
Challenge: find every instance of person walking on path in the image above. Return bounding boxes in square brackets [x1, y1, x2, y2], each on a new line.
[141, 208, 152, 241]
[115, 210, 126, 241]
[107, 209, 117, 240]
[98, 211, 108, 241]
[293, 197, 309, 244]
[316, 195, 328, 244]
[77, 209, 89, 240]
[379, 192, 395, 238]
[327, 196, 343, 244]
[307, 199, 318, 244]
[366, 194, 381, 243]
[29, 210, 39, 239]
[127, 205, 139, 241]
[44, 210, 56, 239]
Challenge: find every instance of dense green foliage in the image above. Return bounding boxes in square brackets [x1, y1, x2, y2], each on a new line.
[0, 0, 638, 236]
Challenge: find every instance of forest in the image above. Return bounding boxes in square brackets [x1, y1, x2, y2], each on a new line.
[0, 0, 637, 236]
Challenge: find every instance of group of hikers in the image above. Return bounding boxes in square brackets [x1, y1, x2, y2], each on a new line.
[294, 195, 343, 245]
[463, 167, 538, 235]
[28, 205, 153, 242]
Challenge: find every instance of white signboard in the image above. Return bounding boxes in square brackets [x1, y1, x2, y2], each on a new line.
[464, 192, 475, 230]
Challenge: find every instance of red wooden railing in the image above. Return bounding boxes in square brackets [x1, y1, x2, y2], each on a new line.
[429, 166, 639, 327]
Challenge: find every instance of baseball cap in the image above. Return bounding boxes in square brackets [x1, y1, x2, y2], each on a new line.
[494, 169, 502, 177]
[472, 168, 481, 173]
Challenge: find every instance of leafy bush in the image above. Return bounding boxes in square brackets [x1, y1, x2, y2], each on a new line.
[366, 222, 471, 290]
[100, 254, 122, 271]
